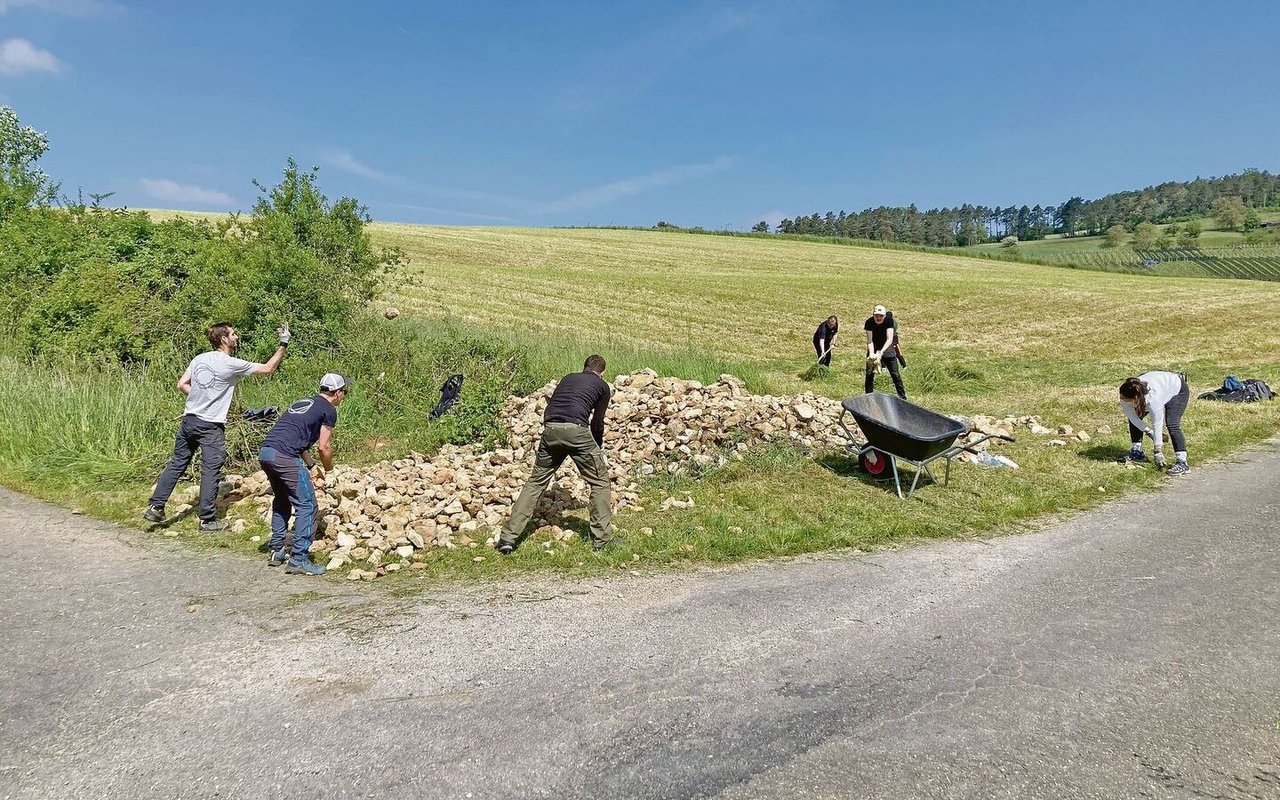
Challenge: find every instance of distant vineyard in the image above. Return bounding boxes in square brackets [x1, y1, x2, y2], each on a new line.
[1052, 245, 1280, 281]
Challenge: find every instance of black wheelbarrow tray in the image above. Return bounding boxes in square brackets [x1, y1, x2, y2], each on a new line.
[836, 393, 1015, 499]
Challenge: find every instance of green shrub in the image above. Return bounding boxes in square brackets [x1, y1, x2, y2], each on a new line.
[1, 137, 403, 365]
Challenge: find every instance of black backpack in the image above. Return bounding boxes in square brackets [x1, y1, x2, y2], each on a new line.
[429, 374, 464, 419]
[1243, 379, 1275, 402]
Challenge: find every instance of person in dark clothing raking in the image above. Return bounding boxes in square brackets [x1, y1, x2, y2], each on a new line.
[864, 304, 906, 398]
[497, 355, 614, 554]
[813, 315, 839, 366]
[259, 373, 351, 575]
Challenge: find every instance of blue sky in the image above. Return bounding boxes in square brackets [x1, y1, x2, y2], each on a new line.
[4, 0, 1279, 229]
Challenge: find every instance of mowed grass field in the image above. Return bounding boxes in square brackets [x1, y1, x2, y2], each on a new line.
[343, 223, 1280, 570]
[373, 223, 1279, 390]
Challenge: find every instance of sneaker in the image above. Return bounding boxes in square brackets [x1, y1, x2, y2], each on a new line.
[1166, 462, 1190, 476]
[199, 520, 230, 533]
[284, 559, 326, 576]
[267, 549, 288, 567]
[1117, 451, 1148, 465]
[143, 505, 166, 523]
[496, 541, 515, 555]
[591, 539, 613, 553]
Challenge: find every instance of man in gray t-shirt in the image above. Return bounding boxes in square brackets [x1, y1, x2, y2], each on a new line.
[144, 322, 291, 531]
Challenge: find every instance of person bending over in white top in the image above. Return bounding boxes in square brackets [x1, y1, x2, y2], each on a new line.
[1118, 371, 1191, 476]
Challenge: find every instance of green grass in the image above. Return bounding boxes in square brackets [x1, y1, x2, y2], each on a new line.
[6, 221, 1280, 582]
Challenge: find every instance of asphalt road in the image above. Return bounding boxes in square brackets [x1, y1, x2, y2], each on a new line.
[3, 448, 1279, 800]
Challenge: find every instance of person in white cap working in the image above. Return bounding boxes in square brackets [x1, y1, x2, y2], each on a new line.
[1118, 371, 1191, 475]
[864, 305, 906, 398]
[258, 372, 352, 575]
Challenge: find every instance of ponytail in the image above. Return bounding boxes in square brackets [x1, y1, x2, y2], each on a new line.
[1119, 377, 1149, 418]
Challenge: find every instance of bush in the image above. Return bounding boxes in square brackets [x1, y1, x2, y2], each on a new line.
[1103, 224, 1127, 248]
[0, 106, 57, 222]
[3, 160, 403, 364]
[1214, 196, 1246, 230]
[1132, 222, 1159, 249]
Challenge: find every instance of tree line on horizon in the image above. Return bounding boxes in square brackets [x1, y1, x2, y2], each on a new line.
[758, 168, 1280, 247]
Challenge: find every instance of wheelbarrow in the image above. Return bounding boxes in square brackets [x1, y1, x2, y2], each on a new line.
[837, 393, 1015, 499]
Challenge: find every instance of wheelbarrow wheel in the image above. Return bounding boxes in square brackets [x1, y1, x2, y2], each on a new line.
[859, 448, 891, 478]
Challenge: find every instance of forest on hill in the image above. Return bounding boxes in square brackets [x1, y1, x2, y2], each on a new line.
[768, 169, 1280, 247]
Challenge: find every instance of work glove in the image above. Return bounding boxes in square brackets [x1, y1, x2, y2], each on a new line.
[1153, 452, 1168, 469]
[277, 325, 291, 346]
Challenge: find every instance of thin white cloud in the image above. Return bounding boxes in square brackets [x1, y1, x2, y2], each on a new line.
[0, 37, 63, 75]
[0, 0, 117, 15]
[320, 149, 392, 182]
[555, 5, 760, 112]
[537, 156, 737, 214]
[140, 178, 234, 207]
[392, 156, 737, 220]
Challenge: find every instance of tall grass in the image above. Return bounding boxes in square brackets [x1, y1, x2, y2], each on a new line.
[0, 352, 172, 488]
[0, 313, 769, 499]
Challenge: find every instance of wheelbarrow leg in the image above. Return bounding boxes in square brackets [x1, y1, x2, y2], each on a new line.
[906, 464, 925, 499]
[922, 463, 939, 487]
[890, 457, 904, 499]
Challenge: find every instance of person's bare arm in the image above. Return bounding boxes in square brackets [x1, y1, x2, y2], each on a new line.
[879, 327, 896, 358]
[177, 368, 192, 396]
[251, 345, 287, 376]
[315, 425, 335, 471]
[866, 330, 874, 356]
[251, 326, 291, 375]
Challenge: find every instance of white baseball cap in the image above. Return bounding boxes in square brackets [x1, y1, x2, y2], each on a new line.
[872, 305, 887, 315]
[319, 373, 352, 391]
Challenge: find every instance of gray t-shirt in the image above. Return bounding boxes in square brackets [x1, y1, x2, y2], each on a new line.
[184, 351, 259, 423]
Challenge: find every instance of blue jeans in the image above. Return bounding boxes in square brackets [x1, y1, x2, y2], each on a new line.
[259, 446, 317, 561]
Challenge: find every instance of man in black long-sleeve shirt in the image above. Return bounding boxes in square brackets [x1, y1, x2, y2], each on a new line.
[497, 354, 614, 553]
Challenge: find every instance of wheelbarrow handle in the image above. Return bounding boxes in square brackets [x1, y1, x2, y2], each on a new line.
[837, 409, 868, 450]
[957, 432, 1016, 455]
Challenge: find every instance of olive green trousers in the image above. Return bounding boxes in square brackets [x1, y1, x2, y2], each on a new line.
[499, 423, 612, 546]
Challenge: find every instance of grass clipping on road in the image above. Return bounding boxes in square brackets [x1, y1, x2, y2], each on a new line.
[6, 224, 1280, 580]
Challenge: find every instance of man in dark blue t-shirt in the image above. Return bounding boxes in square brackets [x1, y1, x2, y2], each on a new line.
[259, 372, 351, 575]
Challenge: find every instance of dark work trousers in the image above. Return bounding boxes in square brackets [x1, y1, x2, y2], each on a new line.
[149, 415, 227, 522]
[813, 335, 833, 366]
[499, 423, 612, 547]
[259, 446, 318, 561]
[865, 354, 906, 398]
[1129, 378, 1190, 452]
